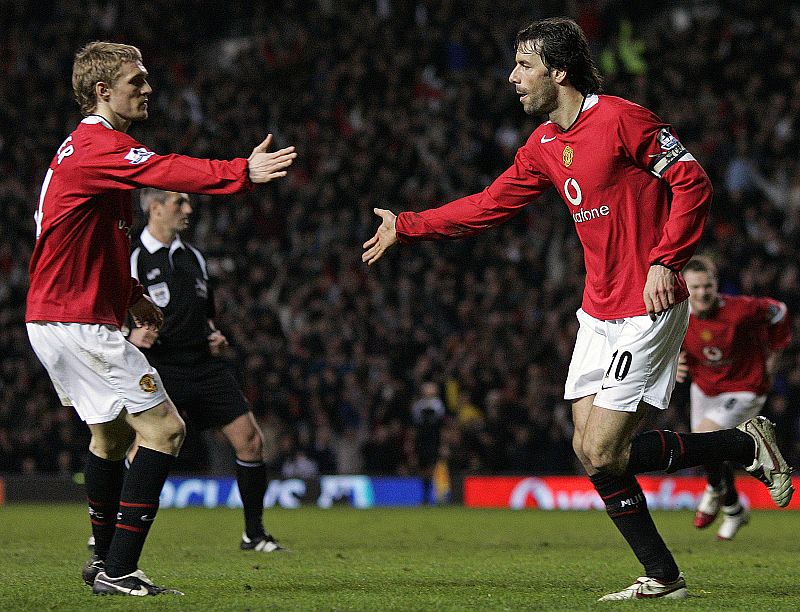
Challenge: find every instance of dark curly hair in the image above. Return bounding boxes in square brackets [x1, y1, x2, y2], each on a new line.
[515, 17, 602, 96]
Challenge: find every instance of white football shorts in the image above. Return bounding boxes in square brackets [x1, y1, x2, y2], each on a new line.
[689, 384, 765, 430]
[27, 321, 167, 424]
[564, 300, 689, 412]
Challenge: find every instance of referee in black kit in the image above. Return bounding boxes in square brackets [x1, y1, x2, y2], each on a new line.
[129, 188, 285, 552]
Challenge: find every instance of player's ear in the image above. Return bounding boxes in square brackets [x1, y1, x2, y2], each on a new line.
[95, 80, 111, 102]
[551, 68, 568, 85]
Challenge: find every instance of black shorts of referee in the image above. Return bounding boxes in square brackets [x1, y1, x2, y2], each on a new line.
[155, 359, 250, 431]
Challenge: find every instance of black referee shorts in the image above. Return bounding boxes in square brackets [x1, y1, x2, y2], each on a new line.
[154, 359, 250, 431]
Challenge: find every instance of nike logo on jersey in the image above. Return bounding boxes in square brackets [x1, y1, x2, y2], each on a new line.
[540, 135, 557, 144]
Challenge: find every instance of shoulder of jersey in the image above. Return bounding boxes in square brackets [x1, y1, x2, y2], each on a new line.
[717, 294, 751, 314]
[721, 294, 751, 307]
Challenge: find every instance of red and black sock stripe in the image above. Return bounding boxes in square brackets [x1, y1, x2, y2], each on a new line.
[104, 447, 173, 578]
[84, 453, 125, 559]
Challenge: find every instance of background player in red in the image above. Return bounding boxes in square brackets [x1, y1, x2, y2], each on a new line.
[677, 255, 792, 540]
[26, 41, 295, 596]
[363, 17, 793, 600]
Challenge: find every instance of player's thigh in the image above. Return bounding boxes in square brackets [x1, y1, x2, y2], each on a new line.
[581, 402, 645, 464]
[571, 395, 595, 444]
[690, 384, 765, 430]
[27, 321, 168, 424]
[88, 413, 135, 460]
[594, 301, 688, 413]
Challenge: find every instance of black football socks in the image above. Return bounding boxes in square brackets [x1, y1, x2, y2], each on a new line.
[627, 429, 755, 474]
[104, 447, 174, 578]
[84, 452, 125, 560]
[236, 458, 268, 539]
[590, 471, 680, 582]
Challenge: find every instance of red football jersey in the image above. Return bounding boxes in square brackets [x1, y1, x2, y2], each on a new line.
[26, 116, 251, 328]
[682, 295, 792, 396]
[395, 95, 713, 319]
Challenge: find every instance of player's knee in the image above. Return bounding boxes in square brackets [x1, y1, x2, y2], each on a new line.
[582, 440, 625, 474]
[146, 415, 185, 455]
[236, 424, 264, 460]
[572, 432, 589, 463]
[167, 417, 187, 454]
[89, 429, 134, 460]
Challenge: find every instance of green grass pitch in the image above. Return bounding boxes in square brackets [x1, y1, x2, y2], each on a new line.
[0, 504, 798, 610]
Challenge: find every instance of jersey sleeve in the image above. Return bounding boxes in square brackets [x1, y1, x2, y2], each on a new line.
[616, 104, 713, 271]
[757, 298, 792, 351]
[395, 144, 552, 242]
[80, 132, 252, 195]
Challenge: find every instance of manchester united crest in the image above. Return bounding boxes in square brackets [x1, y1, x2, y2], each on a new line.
[563, 145, 574, 167]
[139, 374, 157, 393]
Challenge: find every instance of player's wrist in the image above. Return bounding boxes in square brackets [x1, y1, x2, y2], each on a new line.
[650, 261, 676, 272]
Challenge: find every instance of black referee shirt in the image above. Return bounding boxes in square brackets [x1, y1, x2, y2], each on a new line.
[130, 228, 216, 366]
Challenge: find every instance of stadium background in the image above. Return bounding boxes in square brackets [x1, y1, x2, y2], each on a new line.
[1, 0, 799, 494]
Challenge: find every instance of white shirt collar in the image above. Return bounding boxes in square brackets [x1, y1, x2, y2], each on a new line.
[582, 94, 599, 111]
[81, 115, 115, 129]
[141, 226, 185, 255]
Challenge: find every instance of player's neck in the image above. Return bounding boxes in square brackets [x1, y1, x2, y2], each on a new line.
[549, 88, 585, 130]
[694, 299, 720, 319]
[148, 224, 177, 246]
[92, 106, 131, 132]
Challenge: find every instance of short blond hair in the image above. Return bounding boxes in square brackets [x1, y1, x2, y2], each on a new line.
[72, 41, 143, 114]
[684, 255, 717, 277]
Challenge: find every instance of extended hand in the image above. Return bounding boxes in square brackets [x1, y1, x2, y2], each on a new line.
[643, 264, 676, 320]
[362, 208, 398, 265]
[129, 295, 164, 331]
[247, 134, 297, 183]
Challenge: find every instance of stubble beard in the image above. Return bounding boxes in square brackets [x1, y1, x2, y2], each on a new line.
[523, 80, 558, 117]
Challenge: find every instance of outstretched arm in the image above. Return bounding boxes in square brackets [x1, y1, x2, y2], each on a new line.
[362, 209, 398, 265]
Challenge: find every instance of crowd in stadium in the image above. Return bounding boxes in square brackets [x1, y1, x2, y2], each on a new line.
[1, 0, 799, 478]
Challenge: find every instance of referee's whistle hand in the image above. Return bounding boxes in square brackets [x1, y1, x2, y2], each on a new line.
[208, 330, 229, 356]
